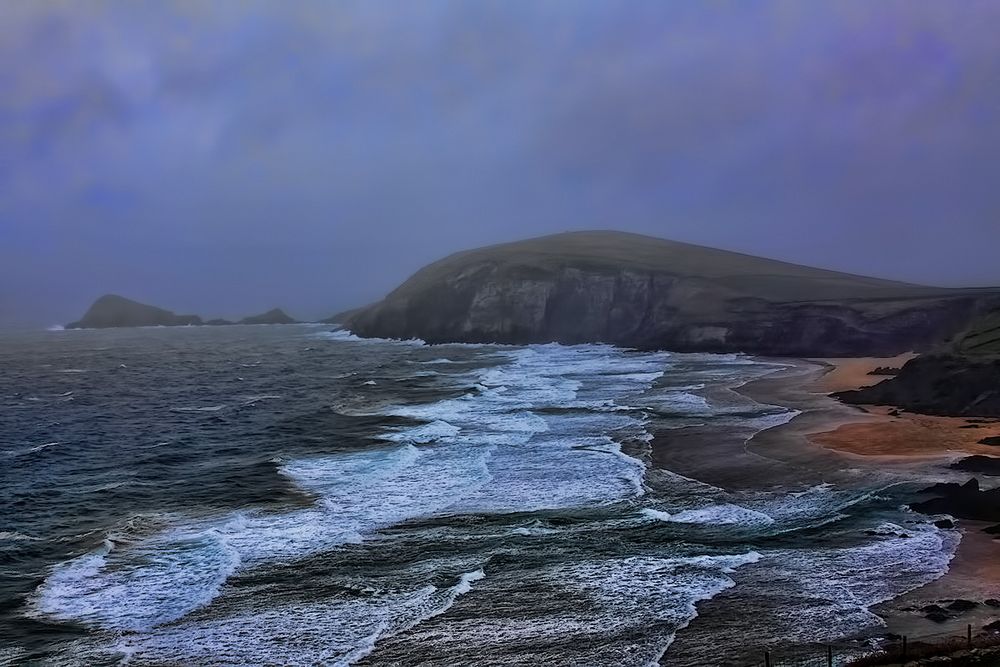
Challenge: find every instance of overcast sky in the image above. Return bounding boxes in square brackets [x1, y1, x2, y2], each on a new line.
[3, 1, 1000, 326]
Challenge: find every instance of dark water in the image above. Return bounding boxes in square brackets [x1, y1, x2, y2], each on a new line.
[0, 326, 957, 665]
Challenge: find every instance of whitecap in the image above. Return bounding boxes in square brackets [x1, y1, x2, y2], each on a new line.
[649, 503, 775, 526]
[101, 569, 486, 666]
[28, 442, 62, 454]
[28, 528, 241, 632]
[315, 329, 427, 346]
[383, 420, 461, 444]
[31, 344, 669, 634]
[509, 520, 561, 537]
[239, 394, 282, 402]
[640, 508, 674, 522]
[748, 522, 959, 643]
[374, 344, 674, 513]
[0, 531, 41, 542]
[29, 342, 783, 649]
[380, 552, 760, 666]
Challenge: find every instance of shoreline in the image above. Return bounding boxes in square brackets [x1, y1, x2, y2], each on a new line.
[737, 354, 1000, 647]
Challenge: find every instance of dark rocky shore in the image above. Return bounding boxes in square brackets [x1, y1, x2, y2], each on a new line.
[836, 354, 1000, 417]
[912, 479, 1000, 525]
[838, 309, 1000, 416]
[831, 308, 1000, 554]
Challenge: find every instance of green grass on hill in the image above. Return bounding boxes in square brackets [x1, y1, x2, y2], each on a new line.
[392, 230, 958, 304]
[954, 310, 1000, 357]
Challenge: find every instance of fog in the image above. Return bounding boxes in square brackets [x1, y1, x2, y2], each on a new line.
[3, 1, 1000, 326]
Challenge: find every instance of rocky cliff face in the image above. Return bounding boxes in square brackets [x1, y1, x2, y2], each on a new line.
[836, 354, 1000, 417]
[347, 232, 999, 356]
[66, 295, 202, 329]
[836, 309, 1000, 416]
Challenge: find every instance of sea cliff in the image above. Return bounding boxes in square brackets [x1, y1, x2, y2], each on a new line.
[347, 231, 1000, 356]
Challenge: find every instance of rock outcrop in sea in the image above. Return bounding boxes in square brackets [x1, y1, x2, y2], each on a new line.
[346, 231, 1000, 356]
[238, 308, 297, 325]
[66, 297, 300, 329]
[66, 295, 202, 329]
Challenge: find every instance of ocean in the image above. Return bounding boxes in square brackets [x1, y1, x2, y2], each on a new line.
[0, 325, 957, 665]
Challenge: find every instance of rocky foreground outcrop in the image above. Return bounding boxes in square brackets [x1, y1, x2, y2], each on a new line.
[347, 231, 1000, 356]
[836, 310, 1000, 417]
[836, 354, 1000, 417]
[67, 295, 202, 329]
[911, 479, 1000, 523]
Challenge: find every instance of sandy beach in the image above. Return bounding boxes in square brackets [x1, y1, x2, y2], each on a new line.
[739, 354, 1000, 646]
[809, 352, 1000, 459]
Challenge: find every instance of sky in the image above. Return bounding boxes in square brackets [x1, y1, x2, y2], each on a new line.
[2, 1, 1000, 327]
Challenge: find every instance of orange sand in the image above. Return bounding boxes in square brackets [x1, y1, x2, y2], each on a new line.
[813, 407, 1000, 459]
[808, 352, 916, 393]
[803, 356, 1000, 639]
[738, 355, 1000, 643]
[807, 356, 1000, 460]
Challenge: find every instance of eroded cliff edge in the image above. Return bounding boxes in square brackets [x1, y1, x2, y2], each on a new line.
[346, 231, 1000, 356]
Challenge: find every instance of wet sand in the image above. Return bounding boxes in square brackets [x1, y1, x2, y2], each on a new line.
[875, 523, 1000, 642]
[805, 353, 1000, 460]
[736, 355, 1000, 645]
[813, 407, 1000, 459]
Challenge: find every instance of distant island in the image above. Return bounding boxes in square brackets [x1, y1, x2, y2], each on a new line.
[66, 295, 301, 329]
[345, 230, 1000, 356]
[237, 308, 297, 326]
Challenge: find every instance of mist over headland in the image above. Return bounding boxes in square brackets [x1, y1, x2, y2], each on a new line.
[3, 1, 1000, 327]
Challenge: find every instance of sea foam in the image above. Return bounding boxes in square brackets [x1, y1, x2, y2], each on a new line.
[29, 342, 803, 666]
[99, 569, 488, 666]
[30, 343, 666, 636]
